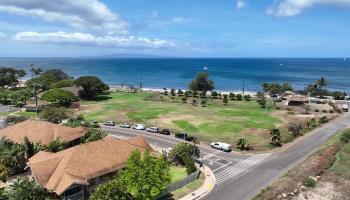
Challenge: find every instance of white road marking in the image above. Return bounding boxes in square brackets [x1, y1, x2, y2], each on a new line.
[214, 153, 271, 185]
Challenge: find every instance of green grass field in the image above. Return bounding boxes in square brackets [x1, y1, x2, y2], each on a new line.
[82, 92, 280, 147]
[170, 166, 188, 183]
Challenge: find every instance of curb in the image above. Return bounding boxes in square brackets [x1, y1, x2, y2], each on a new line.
[179, 165, 216, 200]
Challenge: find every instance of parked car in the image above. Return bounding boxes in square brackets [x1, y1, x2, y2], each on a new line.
[160, 129, 171, 135]
[146, 127, 159, 133]
[91, 121, 100, 128]
[175, 133, 187, 140]
[132, 124, 146, 130]
[119, 123, 131, 128]
[186, 136, 198, 142]
[342, 104, 349, 112]
[104, 121, 115, 126]
[211, 142, 232, 152]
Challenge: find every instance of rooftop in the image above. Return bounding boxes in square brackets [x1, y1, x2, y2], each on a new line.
[28, 136, 152, 195]
[0, 120, 87, 145]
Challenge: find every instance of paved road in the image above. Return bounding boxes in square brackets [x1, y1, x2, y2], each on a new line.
[102, 113, 350, 200]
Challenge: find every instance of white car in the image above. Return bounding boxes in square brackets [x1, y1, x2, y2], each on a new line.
[211, 142, 232, 152]
[132, 124, 146, 130]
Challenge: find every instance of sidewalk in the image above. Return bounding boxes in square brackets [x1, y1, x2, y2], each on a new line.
[180, 165, 216, 200]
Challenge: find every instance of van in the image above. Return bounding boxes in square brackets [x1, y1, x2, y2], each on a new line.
[211, 142, 232, 152]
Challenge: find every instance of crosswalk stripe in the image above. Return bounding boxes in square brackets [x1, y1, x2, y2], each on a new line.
[214, 153, 271, 185]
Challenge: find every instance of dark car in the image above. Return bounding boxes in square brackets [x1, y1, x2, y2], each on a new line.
[175, 133, 187, 140]
[160, 129, 171, 135]
[91, 121, 100, 128]
[186, 136, 198, 142]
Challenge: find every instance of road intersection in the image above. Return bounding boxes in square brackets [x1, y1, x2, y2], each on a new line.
[102, 112, 350, 200]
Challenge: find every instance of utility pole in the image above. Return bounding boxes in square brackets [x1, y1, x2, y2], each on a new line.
[139, 78, 143, 92]
[242, 81, 245, 96]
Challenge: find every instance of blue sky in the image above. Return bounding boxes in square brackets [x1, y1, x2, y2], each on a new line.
[0, 0, 349, 57]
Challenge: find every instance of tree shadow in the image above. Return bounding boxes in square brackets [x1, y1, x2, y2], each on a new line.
[157, 193, 174, 200]
[84, 95, 112, 102]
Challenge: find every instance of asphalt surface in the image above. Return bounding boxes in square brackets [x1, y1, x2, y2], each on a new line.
[101, 113, 350, 200]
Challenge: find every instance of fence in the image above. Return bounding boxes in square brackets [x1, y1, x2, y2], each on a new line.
[167, 170, 201, 193]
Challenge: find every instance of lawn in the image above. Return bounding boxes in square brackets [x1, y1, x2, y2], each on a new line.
[81, 91, 281, 147]
[330, 142, 350, 179]
[13, 111, 38, 118]
[170, 166, 188, 183]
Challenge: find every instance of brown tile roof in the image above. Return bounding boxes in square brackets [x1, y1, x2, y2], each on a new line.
[0, 120, 87, 145]
[28, 136, 152, 195]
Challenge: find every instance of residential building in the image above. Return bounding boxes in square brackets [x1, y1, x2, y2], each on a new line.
[27, 136, 152, 200]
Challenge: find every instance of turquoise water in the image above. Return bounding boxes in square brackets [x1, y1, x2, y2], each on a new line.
[0, 58, 349, 92]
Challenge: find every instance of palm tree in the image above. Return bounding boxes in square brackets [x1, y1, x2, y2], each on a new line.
[316, 77, 327, 89]
[46, 138, 66, 152]
[236, 137, 249, 151]
[30, 64, 42, 78]
[7, 178, 49, 200]
[270, 129, 281, 146]
[1, 144, 26, 175]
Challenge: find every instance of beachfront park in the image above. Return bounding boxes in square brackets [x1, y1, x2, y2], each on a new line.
[81, 90, 282, 149]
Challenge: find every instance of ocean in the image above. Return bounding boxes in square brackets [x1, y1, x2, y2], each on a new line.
[0, 58, 349, 93]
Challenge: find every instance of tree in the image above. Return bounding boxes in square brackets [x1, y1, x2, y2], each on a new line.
[192, 90, 198, 98]
[183, 155, 196, 175]
[41, 88, 78, 107]
[46, 138, 66, 153]
[236, 94, 242, 101]
[188, 72, 214, 96]
[244, 95, 252, 101]
[30, 64, 43, 78]
[316, 77, 327, 89]
[289, 123, 303, 137]
[27, 69, 69, 91]
[236, 137, 249, 151]
[169, 142, 200, 165]
[270, 129, 281, 146]
[200, 99, 206, 107]
[90, 179, 133, 200]
[184, 90, 192, 98]
[50, 79, 75, 88]
[75, 76, 109, 99]
[229, 93, 235, 100]
[192, 99, 198, 106]
[177, 89, 184, 96]
[118, 150, 171, 200]
[40, 107, 69, 124]
[170, 89, 176, 96]
[23, 137, 37, 160]
[258, 97, 267, 108]
[6, 178, 49, 200]
[5, 116, 28, 125]
[82, 128, 107, 143]
[223, 96, 228, 106]
[0, 144, 26, 175]
[0, 67, 26, 87]
[211, 91, 218, 99]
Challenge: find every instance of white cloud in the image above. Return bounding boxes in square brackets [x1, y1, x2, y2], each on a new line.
[0, 0, 128, 34]
[150, 11, 159, 18]
[236, 0, 246, 10]
[13, 31, 176, 49]
[267, 0, 350, 17]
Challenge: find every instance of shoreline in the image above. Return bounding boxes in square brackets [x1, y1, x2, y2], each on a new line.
[110, 85, 257, 96]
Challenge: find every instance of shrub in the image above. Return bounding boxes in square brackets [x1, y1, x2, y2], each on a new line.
[181, 97, 187, 103]
[315, 109, 319, 112]
[340, 129, 350, 144]
[303, 177, 316, 188]
[229, 93, 235, 100]
[5, 116, 28, 125]
[169, 143, 200, 165]
[223, 97, 228, 106]
[244, 95, 252, 101]
[322, 110, 328, 113]
[41, 88, 78, 107]
[200, 99, 206, 107]
[40, 107, 69, 124]
[170, 89, 176, 96]
[276, 106, 281, 110]
[319, 116, 328, 123]
[82, 128, 108, 143]
[329, 110, 334, 113]
[192, 99, 198, 106]
[50, 79, 75, 88]
[183, 155, 197, 175]
[236, 94, 242, 101]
